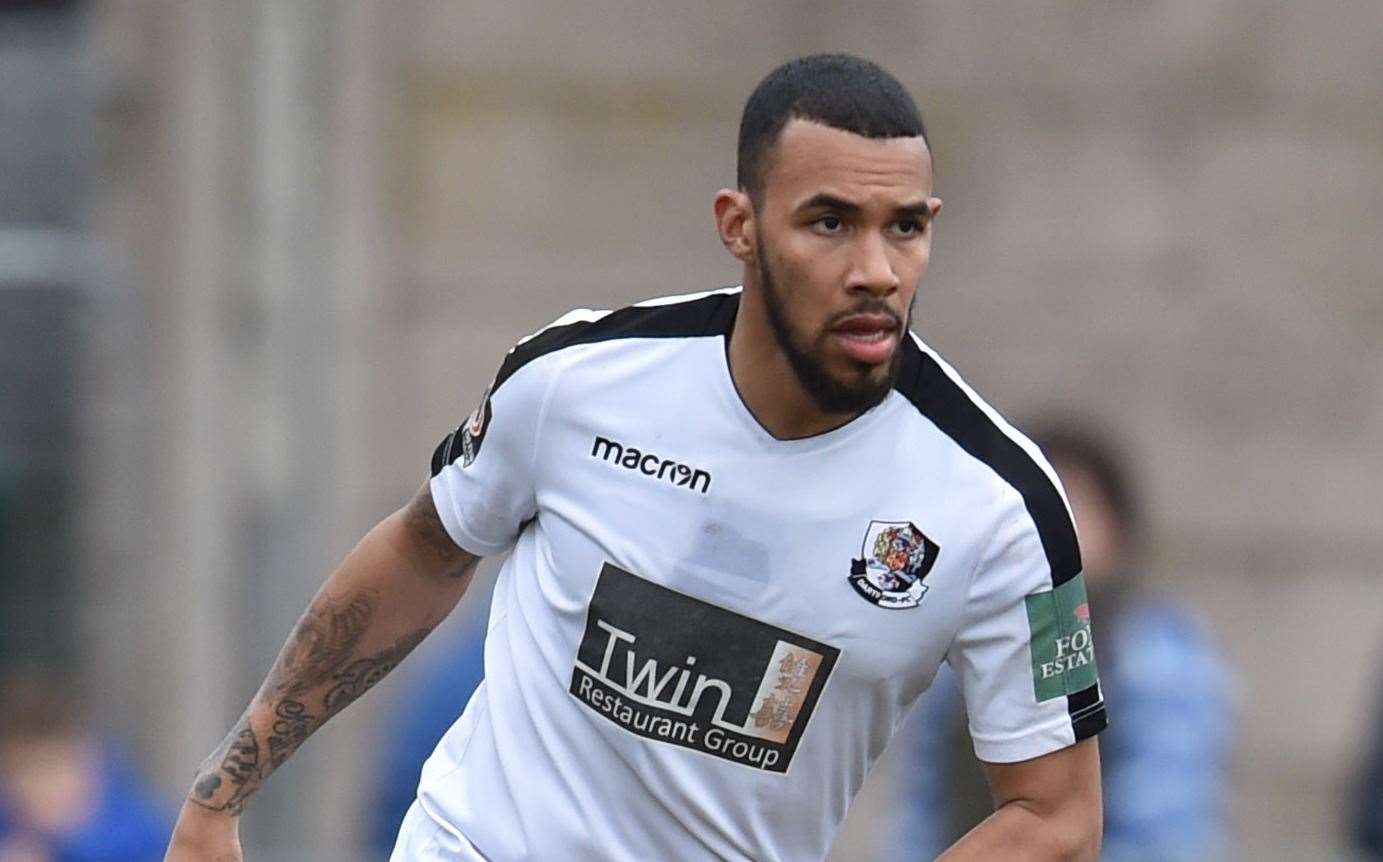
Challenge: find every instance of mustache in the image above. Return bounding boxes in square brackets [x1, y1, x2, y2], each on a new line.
[824, 301, 904, 331]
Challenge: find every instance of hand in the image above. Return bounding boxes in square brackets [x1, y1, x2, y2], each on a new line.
[163, 801, 243, 862]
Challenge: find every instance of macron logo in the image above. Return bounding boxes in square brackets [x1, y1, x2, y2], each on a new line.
[590, 436, 711, 495]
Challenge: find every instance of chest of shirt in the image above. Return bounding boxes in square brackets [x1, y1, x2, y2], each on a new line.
[524, 346, 1004, 686]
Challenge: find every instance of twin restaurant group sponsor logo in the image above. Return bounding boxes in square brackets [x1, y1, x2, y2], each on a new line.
[569, 563, 839, 774]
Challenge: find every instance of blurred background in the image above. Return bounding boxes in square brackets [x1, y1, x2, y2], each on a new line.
[2, 1, 1381, 859]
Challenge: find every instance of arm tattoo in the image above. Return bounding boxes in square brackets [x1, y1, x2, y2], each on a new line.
[404, 483, 477, 575]
[185, 593, 436, 814]
[323, 628, 431, 714]
[184, 486, 468, 813]
[189, 715, 262, 815]
[267, 700, 314, 770]
[273, 590, 375, 696]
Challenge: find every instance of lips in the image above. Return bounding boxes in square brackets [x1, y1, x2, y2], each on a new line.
[830, 312, 901, 366]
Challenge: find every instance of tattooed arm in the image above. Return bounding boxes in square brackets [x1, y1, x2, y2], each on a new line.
[165, 481, 479, 861]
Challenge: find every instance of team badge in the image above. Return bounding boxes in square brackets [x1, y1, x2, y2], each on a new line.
[848, 520, 940, 609]
[457, 383, 492, 468]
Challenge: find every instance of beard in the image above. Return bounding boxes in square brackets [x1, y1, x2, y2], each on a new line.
[756, 235, 910, 416]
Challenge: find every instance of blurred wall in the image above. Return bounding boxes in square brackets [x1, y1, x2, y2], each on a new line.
[0, 2, 87, 668]
[79, 1, 1383, 859]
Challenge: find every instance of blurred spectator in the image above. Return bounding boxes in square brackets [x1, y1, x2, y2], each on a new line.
[887, 422, 1236, 861]
[0, 670, 169, 862]
[1353, 663, 1383, 857]
[368, 614, 488, 854]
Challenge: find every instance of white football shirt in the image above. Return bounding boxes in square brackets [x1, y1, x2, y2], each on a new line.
[408, 288, 1106, 861]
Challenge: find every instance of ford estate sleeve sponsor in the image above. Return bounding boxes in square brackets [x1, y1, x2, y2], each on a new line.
[1024, 575, 1099, 702]
[569, 563, 840, 774]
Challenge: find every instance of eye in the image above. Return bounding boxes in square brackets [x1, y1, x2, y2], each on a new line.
[813, 214, 844, 234]
[893, 218, 923, 237]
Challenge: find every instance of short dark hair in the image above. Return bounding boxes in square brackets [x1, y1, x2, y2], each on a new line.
[736, 53, 929, 203]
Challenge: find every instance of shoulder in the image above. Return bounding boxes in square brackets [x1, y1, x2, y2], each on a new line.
[433, 288, 739, 477]
[893, 333, 1080, 585]
[491, 286, 741, 395]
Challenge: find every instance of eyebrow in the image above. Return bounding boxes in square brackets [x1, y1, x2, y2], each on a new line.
[797, 193, 935, 222]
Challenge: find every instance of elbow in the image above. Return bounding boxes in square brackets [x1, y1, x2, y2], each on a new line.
[1014, 798, 1102, 861]
[1070, 825, 1102, 862]
[1057, 807, 1102, 862]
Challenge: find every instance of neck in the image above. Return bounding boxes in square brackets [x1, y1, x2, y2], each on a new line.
[726, 281, 858, 440]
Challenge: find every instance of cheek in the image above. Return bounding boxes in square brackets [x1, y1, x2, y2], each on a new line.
[767, 244, 836, 321]
[773, 233, 835, 280]
[900, 239, 932, 281]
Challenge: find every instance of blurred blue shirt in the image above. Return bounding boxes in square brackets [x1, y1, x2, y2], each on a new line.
[0, 743, 170, 862]
[369, 616, 488, 854]
[888, 596, 1234, 861]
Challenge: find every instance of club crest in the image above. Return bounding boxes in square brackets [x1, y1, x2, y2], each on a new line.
[848, 520, 940, 609]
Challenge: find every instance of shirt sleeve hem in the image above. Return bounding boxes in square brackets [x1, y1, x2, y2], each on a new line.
[970, 708, 1106, 763]
[1072, 703, 1109, 741]
[428, 473, 512, 559]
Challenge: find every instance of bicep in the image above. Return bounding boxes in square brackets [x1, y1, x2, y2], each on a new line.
[948, 499, 1106, 764]
[982, 736, 1103, 830]
[980, 740, 1104, 862]
[398, 480, 483, 581]
[428, 353, 550, 557]
[937, 738, 1104, 860]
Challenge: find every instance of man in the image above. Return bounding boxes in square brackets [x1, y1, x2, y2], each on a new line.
[165, 54, 1105, 861]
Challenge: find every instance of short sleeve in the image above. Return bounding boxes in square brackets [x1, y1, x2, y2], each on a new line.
[427, 353, 551, 558]
[947, 495, 1108, 763]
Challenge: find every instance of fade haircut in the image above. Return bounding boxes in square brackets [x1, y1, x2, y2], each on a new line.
[736, 53, 929, 205]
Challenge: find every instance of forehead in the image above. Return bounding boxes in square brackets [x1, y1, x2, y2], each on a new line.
[761, 118, 933, 207]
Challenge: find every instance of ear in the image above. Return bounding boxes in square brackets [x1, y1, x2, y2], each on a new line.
[713, 188, 756, 264]
[929, 196, 943, 219]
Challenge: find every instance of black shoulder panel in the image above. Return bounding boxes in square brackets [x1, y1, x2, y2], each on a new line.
[892, 337, 1082, 586]
[491, 290, 740, 395]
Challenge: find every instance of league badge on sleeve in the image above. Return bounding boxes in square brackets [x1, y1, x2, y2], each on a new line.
[848, 520, 940, 609]
[458, 382, 493, 468]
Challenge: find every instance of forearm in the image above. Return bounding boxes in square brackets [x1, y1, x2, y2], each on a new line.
[937, 799, 1100, 862]
[185, 486, 478, 816]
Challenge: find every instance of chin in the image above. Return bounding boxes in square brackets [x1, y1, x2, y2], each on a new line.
[822, 355, 900, 410]
[815, 375, 893, 415]
[842, 355, 896, 385]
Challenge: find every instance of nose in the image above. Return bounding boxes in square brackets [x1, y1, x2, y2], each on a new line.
[846, 231, 900, 297]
